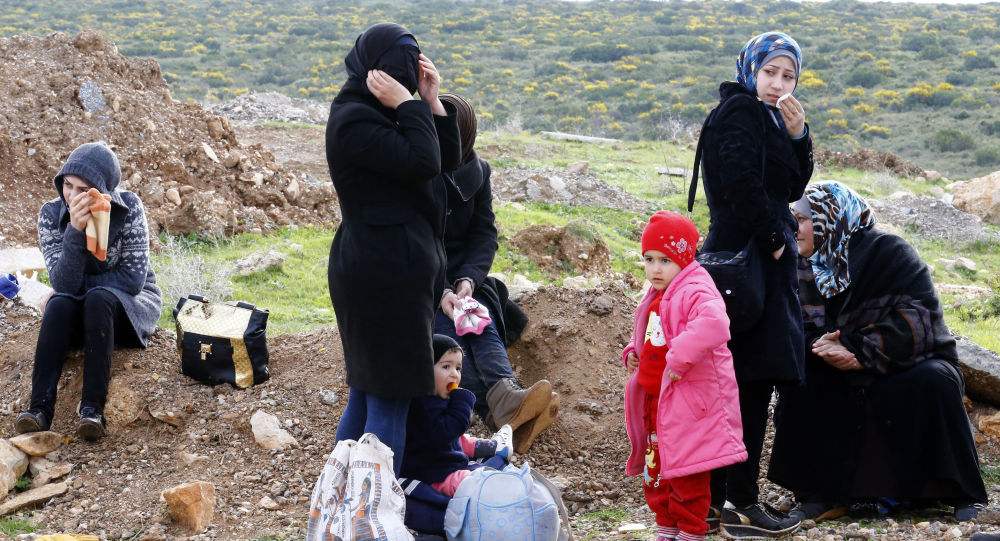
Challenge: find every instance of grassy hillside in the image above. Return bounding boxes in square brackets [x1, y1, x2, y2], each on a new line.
[1, 0, 999, 177]
[151, 127, 1000, 352]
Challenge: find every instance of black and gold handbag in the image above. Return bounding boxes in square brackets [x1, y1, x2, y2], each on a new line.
[172, 295, 270, 388]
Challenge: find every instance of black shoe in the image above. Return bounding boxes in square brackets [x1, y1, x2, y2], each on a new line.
[788, 501, 848, 523]
[707, 506, 721, 534]
[77, 405, 106, 441]
[721, 503, 801, 539]
[955, 502, 986, 521]
[14, 409, 50, 434]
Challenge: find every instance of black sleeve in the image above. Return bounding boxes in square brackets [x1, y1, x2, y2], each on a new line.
[713, 96, 786, 252]
[409, 389, 476, 443]
[330, 100, 442, 183]
[454, 161, 498, 288]
[435, 101, 462, 174]
[788, 124, 814, 202]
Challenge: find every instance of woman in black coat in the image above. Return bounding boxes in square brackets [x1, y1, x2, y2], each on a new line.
[694, 32, 813, 538]
[325, 23, 460, 474]
[432, 94, 557, 455]
[770, 181, 987, 522]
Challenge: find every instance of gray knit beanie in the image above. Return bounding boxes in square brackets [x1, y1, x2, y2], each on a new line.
[53, 142, 121, 198]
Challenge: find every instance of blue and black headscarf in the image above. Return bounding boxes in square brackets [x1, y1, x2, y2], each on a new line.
[735, 31, 803, 97]
[794, 182, 876, 298]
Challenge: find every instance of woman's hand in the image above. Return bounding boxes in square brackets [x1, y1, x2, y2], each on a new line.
[778, 94, 806, 139]
[772, 245, 785, 261]
[440, 290, 460, 315]
[625, 352, 638, 373]
[417, 53, 446, 116]
[68, 191, 93, 232]
[455, 279, 473, 299]
[813, 330, 863, 371]
[366, 70, 413, 109]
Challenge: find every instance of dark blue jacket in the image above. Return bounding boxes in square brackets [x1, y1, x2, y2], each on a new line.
[400, 388, 477, 484]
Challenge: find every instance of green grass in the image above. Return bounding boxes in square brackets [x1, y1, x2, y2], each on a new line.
[0, 517, 36, 536]
[153, 226, 336, 335]
[982, 464, 1000, 486]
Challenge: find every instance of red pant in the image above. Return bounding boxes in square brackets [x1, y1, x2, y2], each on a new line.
[643, 396, 710, 535]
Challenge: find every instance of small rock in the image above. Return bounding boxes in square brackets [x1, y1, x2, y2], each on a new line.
[180, 451, 209, 467]
[77, 80, 106, 113]
[945, 527, 963, 540]
[161, 481, 215, 533]
[9, 431, 64, 456]
[234, 250, 286, 277]
[165, 188, 182, 206]
[567, 161, 589, 174]
[252, 172, 265, 187]
[28, 457, 74, 489]
[201, 143, 220, 164]
[0, 480, 68, 516]
[319, 389, 337, 406]
[0, 439, 29, 500]
[222, 151, 242, 169]
[284, 177, 300, 202]
[258, 495, 280, 510]
[149, 407, 185, 428]
[250, 410, 298, 450]
[924, 170, 942, 182]
[587, 294, 614, 316]
[617, 523, 646, 533]
[955, 257, 977, 272]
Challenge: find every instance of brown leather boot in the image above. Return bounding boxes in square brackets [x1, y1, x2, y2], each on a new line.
[513, 391, 560, 454]
[486, 378, 553, 433]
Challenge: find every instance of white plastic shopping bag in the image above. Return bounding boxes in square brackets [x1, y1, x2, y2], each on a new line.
[306, 433, 413, 541]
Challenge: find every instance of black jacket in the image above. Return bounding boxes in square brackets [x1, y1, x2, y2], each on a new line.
[442, 153, 498, 290]
[699, 82, 813, 382]
[326, 95, 460, 398]
[400, 388, 480, 484]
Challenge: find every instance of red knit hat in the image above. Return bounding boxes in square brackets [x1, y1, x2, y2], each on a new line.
[641, 210, 699, 268]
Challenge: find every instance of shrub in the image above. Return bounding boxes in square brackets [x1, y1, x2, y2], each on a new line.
[861, 123, 891, 138]
[845, 66, 884, 88]
[964, 55, 997, 70]
[945, 72, 976, 86]
[901, 33, 937, 51]
[980, 120, 1000, 136]
[569, 43, 631, 62]
[928, 129, 976, 152]
[975, 146, 1000, 166]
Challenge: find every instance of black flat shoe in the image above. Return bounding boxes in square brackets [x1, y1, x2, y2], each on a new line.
[14, 409, 50, 434]
[77, 405, 106, 441]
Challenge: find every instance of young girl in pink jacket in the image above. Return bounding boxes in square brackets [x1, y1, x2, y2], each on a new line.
[623, 211, 747, 541]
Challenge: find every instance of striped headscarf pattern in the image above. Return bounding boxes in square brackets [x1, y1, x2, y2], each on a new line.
[802, 181, 877, 298]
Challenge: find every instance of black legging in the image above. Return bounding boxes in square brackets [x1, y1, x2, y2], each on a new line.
[30, 289, 130, 418]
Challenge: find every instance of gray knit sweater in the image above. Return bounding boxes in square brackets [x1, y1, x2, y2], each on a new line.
[37, 190, 162, 346]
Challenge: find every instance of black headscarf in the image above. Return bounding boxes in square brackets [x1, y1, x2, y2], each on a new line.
[440, 93, 476, 164]
[335, 23, 421, 120]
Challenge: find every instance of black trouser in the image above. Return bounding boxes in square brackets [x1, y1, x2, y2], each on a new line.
[711, 379, 775, 508]
[29, 289, 128, 419]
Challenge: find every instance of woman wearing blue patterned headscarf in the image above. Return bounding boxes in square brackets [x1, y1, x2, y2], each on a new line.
[771, 180, 987, 523]
[690, 30, 814, 539]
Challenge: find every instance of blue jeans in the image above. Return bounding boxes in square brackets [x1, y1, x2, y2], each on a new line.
[335, 387, 410, 476]
[434, 310, 514, 420]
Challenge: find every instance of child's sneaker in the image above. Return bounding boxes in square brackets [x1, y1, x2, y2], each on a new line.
[491, 424, 513, 459]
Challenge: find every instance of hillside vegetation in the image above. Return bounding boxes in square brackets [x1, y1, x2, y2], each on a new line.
[1, 0, 999, 177]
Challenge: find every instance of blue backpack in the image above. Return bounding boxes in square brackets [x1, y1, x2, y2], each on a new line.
[443, 464, 564, 541]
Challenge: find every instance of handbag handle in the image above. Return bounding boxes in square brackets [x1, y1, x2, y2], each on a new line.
[236, 301, 256, 311]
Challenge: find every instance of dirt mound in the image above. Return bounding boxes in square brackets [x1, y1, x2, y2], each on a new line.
[492, 166, 653, 211]
[870, 193, 999, 246]
[210, 92, 328, 126]
[0, 31, 337, 246]
[511, 223, 613, 276]
[814, 147, 923, 177]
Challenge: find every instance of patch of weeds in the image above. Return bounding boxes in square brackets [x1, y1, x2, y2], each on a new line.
[0, 517, 36, 536]
[981, 464, 1000, 485]
[581, 507, 629, 522]
[14, 474, 30, 492]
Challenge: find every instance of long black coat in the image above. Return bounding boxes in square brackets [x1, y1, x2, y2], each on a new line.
[769, 230, 987, 503]
[700, 82, 814, 383]
[326, 95, 460, 398]
[442, 153, 498, 291]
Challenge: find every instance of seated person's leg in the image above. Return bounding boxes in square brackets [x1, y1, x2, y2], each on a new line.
[17, 296, 82, 432]
[80, 289, 121, 414]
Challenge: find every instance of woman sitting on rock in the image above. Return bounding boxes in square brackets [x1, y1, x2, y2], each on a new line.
[769, 181, 988, 522]
[16, 142, 162, 441]
[431, 93, 558, 455]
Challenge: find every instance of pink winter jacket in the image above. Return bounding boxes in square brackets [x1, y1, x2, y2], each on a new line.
[622, 261, 747, 479]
